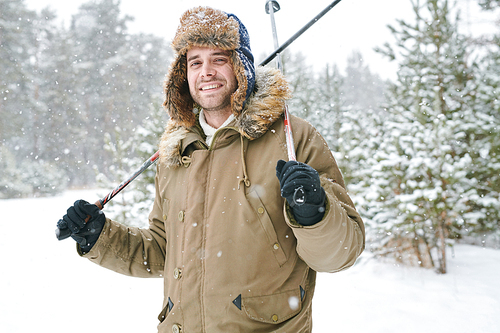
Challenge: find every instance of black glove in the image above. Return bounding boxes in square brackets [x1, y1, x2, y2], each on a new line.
[57, 200, 105, 252]
[276, 160, 326, 226]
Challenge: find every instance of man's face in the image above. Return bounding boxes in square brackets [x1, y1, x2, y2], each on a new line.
[186, 46, 238, 114]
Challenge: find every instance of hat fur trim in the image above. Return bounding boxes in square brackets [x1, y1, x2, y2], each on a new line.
[163, 7, 248, 128]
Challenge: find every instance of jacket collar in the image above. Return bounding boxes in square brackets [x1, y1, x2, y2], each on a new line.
[159, 66, 291, 168]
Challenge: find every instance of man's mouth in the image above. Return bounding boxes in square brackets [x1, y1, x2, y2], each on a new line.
[201, 84, 222, 91]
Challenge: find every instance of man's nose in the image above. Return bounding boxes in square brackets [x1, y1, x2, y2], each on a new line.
[201, 63, 216, 78]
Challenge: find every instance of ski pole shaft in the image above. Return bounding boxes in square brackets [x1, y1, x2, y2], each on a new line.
[98, 150, 160, 207]
[267, 1, 283, 71]
[266, 0, 305, 204]
[55, 151, 160, 241]
[266, 0, 295, 161]
[261, 0, 343, 67]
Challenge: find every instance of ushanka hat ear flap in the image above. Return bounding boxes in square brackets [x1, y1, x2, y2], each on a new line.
[163, 55, 194, 128]
[227, 13, 255, 116]
[163, 7, 256, 128]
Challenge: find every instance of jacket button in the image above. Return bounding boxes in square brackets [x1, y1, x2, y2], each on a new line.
[272, 314, 279, 322]
[162, 214, 167, 220]
[258, 207, 265, 214]
[172, 323, 182, 333]
[178, 210, 185, 222]
[273, 243, 280, 250]
[173, 268, 182, 280]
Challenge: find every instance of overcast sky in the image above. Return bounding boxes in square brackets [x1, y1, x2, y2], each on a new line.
[24, 0, 497, 80]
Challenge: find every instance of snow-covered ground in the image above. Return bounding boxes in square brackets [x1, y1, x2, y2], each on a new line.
[1, 190, 499, 332]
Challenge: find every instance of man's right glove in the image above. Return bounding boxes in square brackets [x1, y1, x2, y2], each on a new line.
[56, 200, 105, 252]
[276, 160, 327, 226]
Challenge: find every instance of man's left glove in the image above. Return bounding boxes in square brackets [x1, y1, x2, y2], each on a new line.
[276, 160, 326, 226]
[57, 200, 105, 252]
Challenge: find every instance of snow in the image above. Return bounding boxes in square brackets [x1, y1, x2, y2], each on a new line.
[1, 190, 499, 332]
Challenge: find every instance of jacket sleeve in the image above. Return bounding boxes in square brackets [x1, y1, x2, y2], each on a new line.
[78, 166, 167, 278]
[284, 116, 365, 273]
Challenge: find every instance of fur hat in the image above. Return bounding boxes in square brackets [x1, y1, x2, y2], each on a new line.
[163, 7, 256, 128]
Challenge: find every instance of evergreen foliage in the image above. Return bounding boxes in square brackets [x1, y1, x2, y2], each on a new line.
[354, 0, 500, 273]
[95, 96, 167, 227]
[0, 146, 31, 198]
[0, 145, 67, 198]
[0, 0, 37, 148]
[0, 0, 172, 191]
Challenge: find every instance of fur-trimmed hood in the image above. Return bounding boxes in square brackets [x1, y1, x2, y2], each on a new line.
[159, 66, 292, 168]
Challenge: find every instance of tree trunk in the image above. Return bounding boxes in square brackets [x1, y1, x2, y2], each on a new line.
[437, 212, 447, 274]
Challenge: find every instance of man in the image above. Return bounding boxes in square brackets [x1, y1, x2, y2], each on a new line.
[57, 6, 365, 333]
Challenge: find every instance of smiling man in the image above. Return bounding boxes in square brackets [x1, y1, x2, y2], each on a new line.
[56, 6, 365, 333]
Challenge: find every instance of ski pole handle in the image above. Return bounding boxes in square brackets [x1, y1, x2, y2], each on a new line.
[55, 200, 103, 241]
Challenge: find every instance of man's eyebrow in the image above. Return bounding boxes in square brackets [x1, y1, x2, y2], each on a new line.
[187, 51, 230, 63]
[187, 54, 200, 62]
[211, 51, 230, 57]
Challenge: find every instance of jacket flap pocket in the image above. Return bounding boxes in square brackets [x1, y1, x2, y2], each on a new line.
[157, 297, 174, 323]
[247, 188, 288, 267]
[158, 303, 168, 323]
[242, 288, 302, 324]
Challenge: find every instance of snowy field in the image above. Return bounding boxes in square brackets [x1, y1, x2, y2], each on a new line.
[1, 189, 499, 332]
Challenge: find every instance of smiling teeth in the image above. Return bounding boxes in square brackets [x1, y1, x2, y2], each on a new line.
[201, 84, 220, 91]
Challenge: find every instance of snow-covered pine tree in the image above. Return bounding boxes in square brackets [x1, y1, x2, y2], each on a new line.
[95, 125, 143, 226]
[95, 97, 168, 227]
[322, 51, 387, 187]
[68, 0, 167, 182]
[0, 146, 31, 198]
[69, 0, 135, 179]
[469, 4, 500, 245]
[343, 51, 387, 112]
[282, 50, 317, 119]
[125, 97, 169, 226]
[0, 0, 37, 161]
[362, 0, 486, 273]
[30, 8, 89, 187]
[21, 157, 68, 197]
[311, 63, 344, 154]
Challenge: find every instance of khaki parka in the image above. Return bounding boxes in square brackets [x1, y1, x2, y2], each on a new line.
[81, 67, 365, 333]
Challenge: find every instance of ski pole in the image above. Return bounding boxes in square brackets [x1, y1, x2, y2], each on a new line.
[261, 0, 343, 67]
[266, 0, 307, 206]
[55, 151, 160, 240]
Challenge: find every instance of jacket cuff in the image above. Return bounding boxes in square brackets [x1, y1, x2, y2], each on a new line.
[284, 196, 331, 228]
[76, 218, 112, 257]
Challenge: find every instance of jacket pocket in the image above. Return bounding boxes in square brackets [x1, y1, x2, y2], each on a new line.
[247, 188, 288, 267]
[242, 288, 302, 324]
